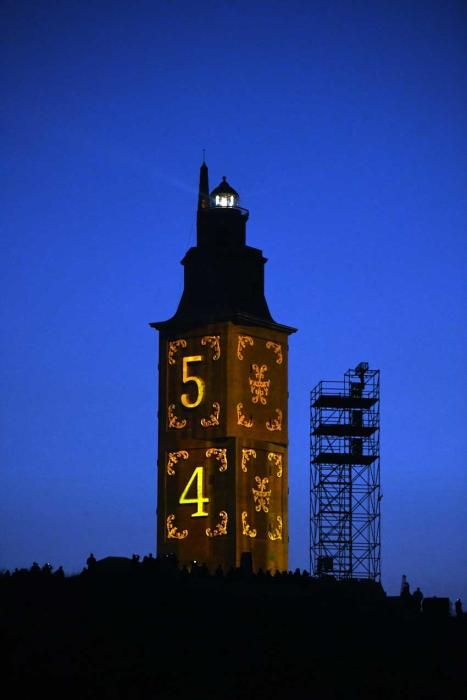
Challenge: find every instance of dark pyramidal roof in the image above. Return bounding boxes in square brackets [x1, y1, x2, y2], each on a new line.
[210, 176, 239, 198]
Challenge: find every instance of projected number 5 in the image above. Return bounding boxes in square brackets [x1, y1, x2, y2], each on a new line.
[181, 356, 205, 408]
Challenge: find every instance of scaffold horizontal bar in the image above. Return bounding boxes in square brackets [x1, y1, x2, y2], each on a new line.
[312, 395, 377, 409]
[312, 452, 377, 465]
[313, 424, 377, 437]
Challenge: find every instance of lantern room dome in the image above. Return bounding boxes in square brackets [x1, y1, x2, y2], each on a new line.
[210, 176, 240, 208]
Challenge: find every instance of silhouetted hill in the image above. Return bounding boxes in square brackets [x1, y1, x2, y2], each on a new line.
[1, 558, 466, 699]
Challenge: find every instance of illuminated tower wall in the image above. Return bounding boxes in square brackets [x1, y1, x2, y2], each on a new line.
[151, 163, 296, 573]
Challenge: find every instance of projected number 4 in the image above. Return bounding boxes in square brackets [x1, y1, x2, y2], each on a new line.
[179, 466, 209, 517]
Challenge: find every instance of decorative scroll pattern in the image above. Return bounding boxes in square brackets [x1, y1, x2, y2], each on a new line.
[168, 404, 187, 429]
[252, 477, 271, 513]
[268, 515, 283, 541]
[206, 511, 228, 537]
[242, 511, 257, 538]
[166, 450, 189, 476]
[268, 452, 283, 478]
[249, 363, 270, 405]
[167, 514, 188, 540]
[168, 339, 187, 365]
[206, 447, 227, 472]
[266, 341, 283, 365]
[241, 449, 256, 472]
[201, 402, 220, 427]
[266, 408, 282, 432]
[237, 335, 254, 360]
[237, 403, 254, 428]
[201, 335, 221, 360]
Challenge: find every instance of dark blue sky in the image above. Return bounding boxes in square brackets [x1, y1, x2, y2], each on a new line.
[1, 0, 466, 602]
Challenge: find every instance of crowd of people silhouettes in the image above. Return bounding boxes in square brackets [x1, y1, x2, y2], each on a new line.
[1, 555, 463, 619]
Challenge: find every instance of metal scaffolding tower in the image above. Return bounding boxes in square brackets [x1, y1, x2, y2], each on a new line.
[310, 362, 381, 581]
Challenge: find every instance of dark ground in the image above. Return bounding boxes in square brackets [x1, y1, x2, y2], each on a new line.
[1, 559, 466, 699]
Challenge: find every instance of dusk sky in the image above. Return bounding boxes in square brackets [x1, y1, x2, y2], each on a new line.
[1, 1, 466, 604]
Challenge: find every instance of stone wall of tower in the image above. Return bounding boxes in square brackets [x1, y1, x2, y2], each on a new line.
[156, 321, 289, 572]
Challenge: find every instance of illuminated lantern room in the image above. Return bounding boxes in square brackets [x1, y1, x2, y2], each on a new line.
[196, 166, 248, 249]
[210, 176, 240, 208]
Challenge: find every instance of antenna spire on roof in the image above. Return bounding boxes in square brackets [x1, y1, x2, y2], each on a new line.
[197, 158, 209, 211]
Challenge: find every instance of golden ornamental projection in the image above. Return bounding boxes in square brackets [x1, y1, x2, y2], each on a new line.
[201, 335, 221, 360]
[241, 511, 257, 538]
[252, 477, 271, 513]
[266, 408, 282, 432]
[206, 511, 228, 537]
[168, 339, 187, 365]
[206, 447, 227, 472]
[237, 334, 254, 360]
[200, 402, 220, 427]
[237, 403, 254, 428]
[265, 341, 283, 364]
[268, 452, 283, 478]
[167, 514, 188, 540]
[166, 450, 189, 476]
[267, 515, 283, 541]
[249, 363, 270, 405]
[168, 404, 187, 429]
[241, 448, 256, 472]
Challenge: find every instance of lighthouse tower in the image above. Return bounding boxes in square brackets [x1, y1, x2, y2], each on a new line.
[151, 163, 296, 572]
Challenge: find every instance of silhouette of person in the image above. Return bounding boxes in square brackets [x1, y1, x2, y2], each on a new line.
[455, 598, 463, 618]
[86, 553, 97, 571]
[400, 574, 413, 612]
[31, 561, 41, 575]
[400, 574, 411, 598]
[412, 587, 423, 612]
[142, 553, 155, 572]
